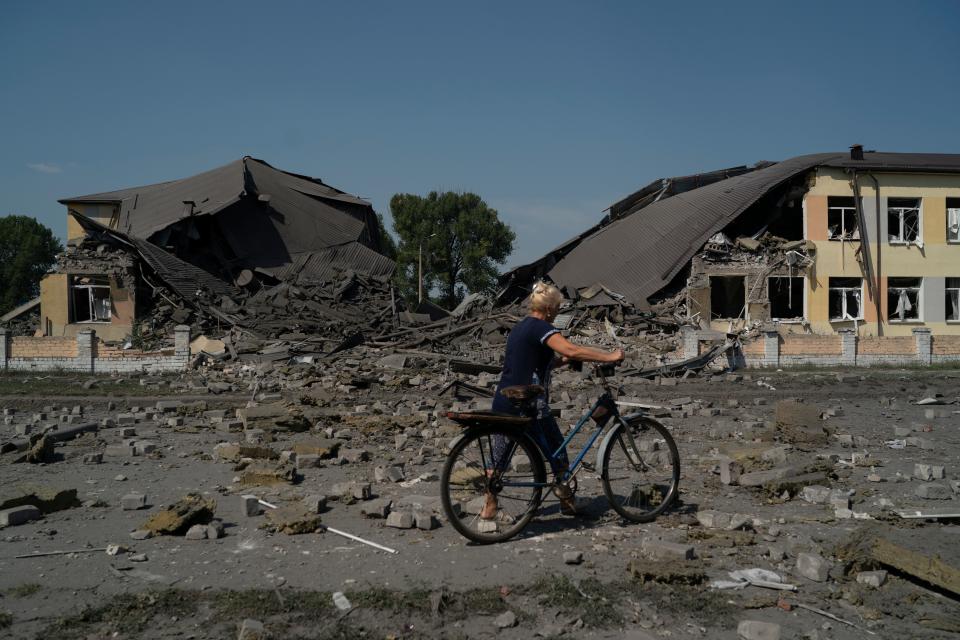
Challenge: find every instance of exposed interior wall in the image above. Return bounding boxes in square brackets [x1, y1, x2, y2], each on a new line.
[65, 203, 118, 243]
[38, 272, 135, 342]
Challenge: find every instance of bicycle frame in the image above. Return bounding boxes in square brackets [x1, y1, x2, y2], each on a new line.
[498, 365, 626, 489]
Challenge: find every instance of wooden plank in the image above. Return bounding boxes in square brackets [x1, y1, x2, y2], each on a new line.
[871, 536, 960, 596]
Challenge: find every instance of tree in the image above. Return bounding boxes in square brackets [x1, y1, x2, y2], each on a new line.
[390, 191, 515, 308]
[374, 212, 398, 261]
[0, 215, 63, 316]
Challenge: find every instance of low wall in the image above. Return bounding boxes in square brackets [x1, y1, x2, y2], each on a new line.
[0, 326, 191, 373]
[684, 327, 960, 367]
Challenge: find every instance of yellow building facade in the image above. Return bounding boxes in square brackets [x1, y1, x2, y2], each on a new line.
[805, 168, 960, 336]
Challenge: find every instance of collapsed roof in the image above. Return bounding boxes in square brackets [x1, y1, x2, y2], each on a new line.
[509, 151, 960, 308]
[60, 157, 392, 283]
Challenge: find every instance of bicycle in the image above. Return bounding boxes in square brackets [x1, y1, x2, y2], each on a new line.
[440, 362, 680, 544]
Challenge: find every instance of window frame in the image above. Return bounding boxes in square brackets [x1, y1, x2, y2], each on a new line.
[886, 277, 923, 324]
[68, 276, 112, 324]
[828, 277, 865, 322]
[768, 275, 806, 322]
[826, 197, 860, 241]
[947, 277, 960, 323]
[947, 199, 960, 244]
[887, 197, 922, 245]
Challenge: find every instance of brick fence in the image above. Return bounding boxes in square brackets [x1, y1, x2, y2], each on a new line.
[0, 325, 191, 373]
[683, 327, 960, 368]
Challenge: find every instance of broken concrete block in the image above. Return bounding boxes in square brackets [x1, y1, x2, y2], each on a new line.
[719, 457, 742, 485]
[738, 466, 803, 487]
[801, 485, 831, 504]
[121, 494, 148, 510]
[240, 495, 261, 517]
[640, 538, 695, 561]
[82, 453, 103, 464]
[796, 552, 831, 582]
[207, 520, 225, 539]
[916, 483, 951, 500]
[914, 463, 946, 481]
[239, 464, 298, 487]
[360, 498, 391, 518]
[374, 465, 405, 483]
[237, 403, 311, 433]
[238, 619, 267, 640]
[105, 444, 137, 457]
[774, 400, 829, 445]
[0, 505, 41, 527]
[414, 511, 439, 530]
[0, 484, 80, 514]
[330, 482, 372, 501]
[185, 524, 208, 540]
[303, 495, 327, 514]
[263, 505, 322, 534]
[340, 448, 370, 463]
[291, 439, 341, 459]
[296, 454, 322, 470]
[563, 551, 584, 565]
[134, 441, 157, 456]
[386, 510, 415, 529]
[737, 620, 781, 640]
[141, 493, 216, 536]
[856, 570, 888, 588]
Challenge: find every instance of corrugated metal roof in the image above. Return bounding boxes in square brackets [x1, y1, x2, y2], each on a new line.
[70, 212, 239, 300]
[261, 242, 395, 283]
[822, 151, 960, 172]
[547, 153, 843, 306]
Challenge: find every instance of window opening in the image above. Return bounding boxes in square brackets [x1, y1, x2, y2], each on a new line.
[69, 275, 112, 323]
[709, 275, 746, 320]
[828, 277, 863, 321]
[827, 197, 859, 241]
[887, 198, 921, 244]
[887, 277, 922, 322]
[768, 276, 804, 320]
[947, 277, 960, 322]
[948, 198, 960, 243]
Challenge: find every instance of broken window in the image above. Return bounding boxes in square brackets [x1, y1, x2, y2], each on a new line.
[709, 275, 746, 319]
[69, 275, 112, 323]
[887, 198, 921, 244]
[768, 276, 804, 320]
[828, 277, 863, 321]
[827, 197, 859, 240]
[887, 277, 922, 322]
[948, 198, 960, 243]
[947, 278, 960, 322]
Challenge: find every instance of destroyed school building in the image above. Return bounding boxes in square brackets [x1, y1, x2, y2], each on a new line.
[3, 149, 960, 373]
[502, 147, 960, 367]
[1, 158, 397, 373]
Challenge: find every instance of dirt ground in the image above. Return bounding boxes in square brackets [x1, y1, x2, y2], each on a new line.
[1, 366, 959, 639]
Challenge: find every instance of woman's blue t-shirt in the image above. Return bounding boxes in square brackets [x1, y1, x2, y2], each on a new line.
[492, 316, 559, 416]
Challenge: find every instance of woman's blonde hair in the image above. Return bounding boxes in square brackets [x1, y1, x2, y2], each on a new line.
[529, 280, 563, 313]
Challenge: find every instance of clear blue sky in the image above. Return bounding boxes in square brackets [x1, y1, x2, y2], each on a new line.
[3, 1, 959, 267]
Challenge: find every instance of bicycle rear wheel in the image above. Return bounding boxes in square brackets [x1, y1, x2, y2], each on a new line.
[440, 425, 547, 544]
[600, 416, 680, 523]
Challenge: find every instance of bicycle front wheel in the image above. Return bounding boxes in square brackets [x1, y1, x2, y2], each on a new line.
[601, 416, 680, 523]
[440, 426, 547, 544]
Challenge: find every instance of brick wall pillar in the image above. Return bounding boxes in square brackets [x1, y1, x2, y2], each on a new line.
[682, 327, 700, 359]
[913, 327, 932, 364]
[174, 325, 191, 362]
[76, 329, 95, 372]
[839, 329, 857, 365]
[762, 329, 779, 367]
[0, 328, 8, 370]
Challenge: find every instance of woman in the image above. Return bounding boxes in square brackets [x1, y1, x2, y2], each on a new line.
[483, 281, 624, 519]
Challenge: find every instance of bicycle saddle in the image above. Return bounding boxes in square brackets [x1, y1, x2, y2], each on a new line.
[499, 384, 545, 402]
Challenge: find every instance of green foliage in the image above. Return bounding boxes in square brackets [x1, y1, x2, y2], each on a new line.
[389, 191, 514, 308]
[0, 215, 62, 316]
[375, 213, 398, 260]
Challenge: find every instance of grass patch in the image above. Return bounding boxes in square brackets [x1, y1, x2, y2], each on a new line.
[42, 590, 200, 640]
[525, 574, 624, 627]
[0, 372, 184, 397]
[0, 612, 12, 629]
[6, 583, 41, 598]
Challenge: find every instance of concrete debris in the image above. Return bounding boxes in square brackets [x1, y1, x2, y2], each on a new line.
[141, 493, 216, 536]
[263, 506, 322, 535]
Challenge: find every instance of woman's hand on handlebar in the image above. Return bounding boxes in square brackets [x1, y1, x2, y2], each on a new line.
[606, 348, 625, 363]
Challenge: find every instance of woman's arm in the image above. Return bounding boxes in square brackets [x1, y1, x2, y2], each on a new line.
[545, 333, 624, 363]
